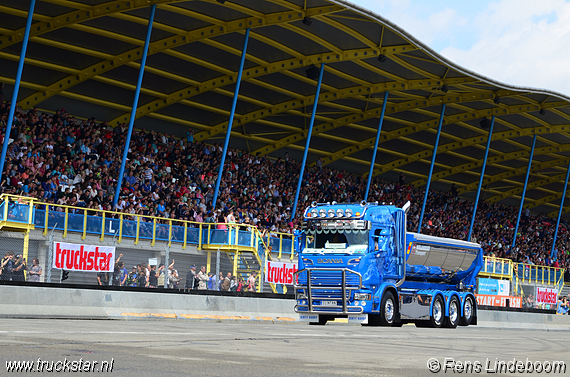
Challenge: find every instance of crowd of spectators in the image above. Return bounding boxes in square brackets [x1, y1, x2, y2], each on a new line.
[0, 100, 569, 274]
[94, 254, 257, 292]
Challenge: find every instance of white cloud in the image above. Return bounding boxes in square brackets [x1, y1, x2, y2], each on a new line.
[440, 0, 570, 96]
[352, 0, 467, 47]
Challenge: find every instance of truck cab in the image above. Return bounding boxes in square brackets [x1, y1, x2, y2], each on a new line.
[294, 201, 482, 328]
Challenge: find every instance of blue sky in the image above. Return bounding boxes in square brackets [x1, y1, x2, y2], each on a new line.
[349, 0, 570, 97]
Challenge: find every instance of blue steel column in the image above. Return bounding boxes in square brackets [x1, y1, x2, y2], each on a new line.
[212, 28, 250, 210]
[551, 158, 570, 259]
[417, 104, 446, 233]
[512, 134, 537, 250]
[290, 63, 326, 221]
[364, 91, 389, 202]
[468, 116, 495, 242]
[113, 5, 156, 208]
[0, 0, 36, 181]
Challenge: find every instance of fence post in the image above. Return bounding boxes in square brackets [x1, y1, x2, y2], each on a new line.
[46, 233, 54, 283]
[135, 216, 140, 245]
[216, 247, 220, 291]
[100, 212, 105, 242]
[63, 207, 68, 238]
[164, 244, 169, 289]
[82, 209, 87, 240]
[43, 205, 49, 236]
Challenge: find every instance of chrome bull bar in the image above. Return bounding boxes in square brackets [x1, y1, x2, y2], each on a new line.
[293, 268, 363, 314]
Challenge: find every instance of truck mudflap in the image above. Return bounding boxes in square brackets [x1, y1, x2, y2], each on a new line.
[294, 268, 363, 315]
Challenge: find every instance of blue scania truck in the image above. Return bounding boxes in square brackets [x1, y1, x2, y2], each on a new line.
[294, 201, 483, 327]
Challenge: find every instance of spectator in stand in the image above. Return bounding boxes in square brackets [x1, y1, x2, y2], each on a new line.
[186, 265, 197, 289]
[207, 272, 215, 290]
[247, 271, 257, 292]
[28, 258, 42, 283]
[148, 264, 158, 288]
[0, 103, 569, 273]
[11, 255, 26, 282]
[0, 252, 14, 281]
[222, 272, 231, 291]
[197, 266, 208, 290]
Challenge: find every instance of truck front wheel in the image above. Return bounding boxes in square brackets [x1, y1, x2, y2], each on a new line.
[380, 291, 396, 326]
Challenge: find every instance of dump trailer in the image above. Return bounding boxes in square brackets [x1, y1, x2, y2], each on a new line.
[294, 201, 483, 327]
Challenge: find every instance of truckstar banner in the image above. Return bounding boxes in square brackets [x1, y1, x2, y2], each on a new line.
[535, 287, 557, 305]
[265, 261, 297, 285]
[52, 242, 115, 272]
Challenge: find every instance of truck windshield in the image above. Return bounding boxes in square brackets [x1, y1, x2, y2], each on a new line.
[305, 229, 369, 254]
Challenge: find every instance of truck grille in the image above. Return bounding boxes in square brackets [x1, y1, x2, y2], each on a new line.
[294, 268, 363, 315]
[296, 269, 361, 288]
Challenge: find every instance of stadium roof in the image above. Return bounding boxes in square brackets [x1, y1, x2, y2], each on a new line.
[2, 0, 570, 216]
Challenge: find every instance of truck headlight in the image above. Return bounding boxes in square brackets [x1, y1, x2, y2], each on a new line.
[354, 293, 371, 301]
[297, 293, 307, 300]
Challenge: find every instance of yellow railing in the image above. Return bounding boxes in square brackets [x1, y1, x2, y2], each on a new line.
[479, 256, 566, 295]
[26, 196, 296, 256]
[479, 256, 513, 278]
[515, 262, 565, 292]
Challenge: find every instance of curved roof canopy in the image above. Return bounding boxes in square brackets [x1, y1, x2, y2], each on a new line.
[2, 0, 570, 216]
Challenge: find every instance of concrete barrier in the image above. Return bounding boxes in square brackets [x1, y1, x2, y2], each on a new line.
[1, 285, 570, 329]
[0, 285, 297, 322]
[477, 309, 570, 331]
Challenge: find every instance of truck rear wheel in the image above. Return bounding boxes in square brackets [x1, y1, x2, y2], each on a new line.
[380, 291, 396, 326]
[444, 297, 459, 328]
[460, 296, 474, 326]
[429, 295, 444, 328]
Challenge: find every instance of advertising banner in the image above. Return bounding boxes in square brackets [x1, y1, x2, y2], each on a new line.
[478, 278, 510, 296]
[52, 242, 115, 272]
[265, 261, 297, 285]
[535, 287, 557, 305]
[476, 294, 522, 308]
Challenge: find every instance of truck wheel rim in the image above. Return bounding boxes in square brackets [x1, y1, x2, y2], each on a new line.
[464, 298, 473, 320]
[450, 301, 458, 324]
[385, 298, 394, 322]
[433, 300, 442, 324]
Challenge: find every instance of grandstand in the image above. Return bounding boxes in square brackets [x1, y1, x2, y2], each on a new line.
[0, 0, 568, 304]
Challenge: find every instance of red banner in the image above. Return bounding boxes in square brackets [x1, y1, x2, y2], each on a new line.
[52, 242, 115, 272]
[476, 294, 522, 308]
[535, 287, 558, 305]
[265, 261, 297, 285]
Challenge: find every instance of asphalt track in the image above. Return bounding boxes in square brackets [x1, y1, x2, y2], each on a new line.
[1, 319, 567, 376]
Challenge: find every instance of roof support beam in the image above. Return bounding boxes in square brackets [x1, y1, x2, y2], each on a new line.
[20, 5, 343, 109]
[0, 0, 185, 52]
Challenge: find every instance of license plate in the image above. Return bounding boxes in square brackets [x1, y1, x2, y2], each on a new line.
[299, 314, 319, 322]
[321, 301, 337, 306]
[348, 314, 368, 324]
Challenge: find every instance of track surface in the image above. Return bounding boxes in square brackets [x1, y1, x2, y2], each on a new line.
[0, 319, 567, 376]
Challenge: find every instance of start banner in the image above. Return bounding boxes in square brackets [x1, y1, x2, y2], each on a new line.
[535, 287, 558, 305]
[476, 294, 522, 308]
[265, 261, 297, 285]
[53, 242, 115, 272]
